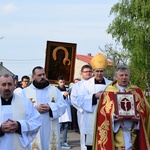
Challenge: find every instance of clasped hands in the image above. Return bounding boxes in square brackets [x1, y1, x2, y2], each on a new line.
[35, 104, 50, 114]
[95, 91, 103, 99]
[63, 91, 70, 97]
[114, 113, 140, 122]
[1, 119, 19, 133]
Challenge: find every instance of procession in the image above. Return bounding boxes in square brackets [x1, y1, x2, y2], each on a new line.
[1, 1, 150, 150]
[0, 50, 150, 150]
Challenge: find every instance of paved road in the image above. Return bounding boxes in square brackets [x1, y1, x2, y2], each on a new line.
[61, 129, 80, 150]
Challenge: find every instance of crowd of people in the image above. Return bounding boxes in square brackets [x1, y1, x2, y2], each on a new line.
[0, 52, 150, 150]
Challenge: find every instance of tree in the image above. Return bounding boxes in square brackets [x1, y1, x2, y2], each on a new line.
[99, 44, 130, 79]
[107, 0, 150, 90]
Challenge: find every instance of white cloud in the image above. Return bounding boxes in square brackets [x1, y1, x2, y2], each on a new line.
[1, 3, 17, 15]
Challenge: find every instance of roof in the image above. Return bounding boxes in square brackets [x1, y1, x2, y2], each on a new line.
[0, 62, 14, 76]
[76, 54, 113, 66]
[76, 54, 93, 64]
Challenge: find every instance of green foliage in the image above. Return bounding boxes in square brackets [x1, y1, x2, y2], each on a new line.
[129, 62, 147, 89]
[99, 44, 130, 80]
[105, 66, 114, 81]
[107, 0, 150, 89]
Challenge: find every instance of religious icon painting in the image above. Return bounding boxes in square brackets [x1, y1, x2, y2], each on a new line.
[114, 92, 137, 119]
[45, 41, 77, 85]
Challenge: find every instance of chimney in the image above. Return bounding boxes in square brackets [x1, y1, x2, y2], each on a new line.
[87, 53, 91, 56]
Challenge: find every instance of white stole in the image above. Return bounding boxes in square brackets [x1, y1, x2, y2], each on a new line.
[85, 78, 98, 146]
[0, 95, 27, 150]
[85, 78, 108, 146]
[25, 85, 59, 150]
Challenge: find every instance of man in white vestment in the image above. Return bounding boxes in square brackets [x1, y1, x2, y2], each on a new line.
[0, 74, 41, 150]
[14, 75, 30, 96]
[23, 66, 67, 150]
[79, 53, 112, 150]
[71, 64, 93, 150]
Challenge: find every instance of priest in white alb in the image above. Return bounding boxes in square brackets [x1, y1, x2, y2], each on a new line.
[79, 53, 112, 150]
[0, 74, 41, 150]
[23, 66, 67, 150]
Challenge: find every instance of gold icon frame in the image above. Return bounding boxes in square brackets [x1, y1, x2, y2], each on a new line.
[45, 41, 77, 85]
[114, 92, 137, 118]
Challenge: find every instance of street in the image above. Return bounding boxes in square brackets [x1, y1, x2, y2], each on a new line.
[61, 129, 80, 150]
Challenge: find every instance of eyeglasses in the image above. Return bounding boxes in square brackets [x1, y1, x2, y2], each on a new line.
[22, 80, 29, 82]
[82, 71, 92, 73]
[95, 70, 104, 73]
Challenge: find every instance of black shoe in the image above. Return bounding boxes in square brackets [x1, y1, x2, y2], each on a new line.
[75, 129, 79, 133]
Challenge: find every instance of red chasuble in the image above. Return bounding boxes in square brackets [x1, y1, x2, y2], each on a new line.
[92, 83, 150, 150]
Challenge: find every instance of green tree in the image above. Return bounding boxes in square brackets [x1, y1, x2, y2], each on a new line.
[99, 44, 130, 80]
[107, 0, 150, 90]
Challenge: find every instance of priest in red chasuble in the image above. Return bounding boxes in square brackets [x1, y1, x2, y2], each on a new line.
[93, 65, 150, 150]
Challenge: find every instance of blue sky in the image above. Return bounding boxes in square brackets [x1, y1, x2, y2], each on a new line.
[0, 0, 118, 80]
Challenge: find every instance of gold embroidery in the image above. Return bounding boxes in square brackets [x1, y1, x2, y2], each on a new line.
[30, 98, 35, 103]
[51, 131, 57, 150]
[131, 91, 145, 114]
[98, 92, 113, 149]
[105, 101, 113, 114]
[98, 120, 110, 145]
[32, 138, 40, 150]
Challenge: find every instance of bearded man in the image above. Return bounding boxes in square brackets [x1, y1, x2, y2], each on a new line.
[23, 66, 67, 150]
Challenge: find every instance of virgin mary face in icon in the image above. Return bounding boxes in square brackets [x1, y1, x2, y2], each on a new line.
[56, 49, 65, 62]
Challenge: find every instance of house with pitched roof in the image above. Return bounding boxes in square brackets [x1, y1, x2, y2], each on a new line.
[74, 53, 113, 79]
[0, 62, 15, 76]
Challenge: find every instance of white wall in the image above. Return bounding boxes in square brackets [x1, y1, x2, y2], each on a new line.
[73, 59, 89, 79]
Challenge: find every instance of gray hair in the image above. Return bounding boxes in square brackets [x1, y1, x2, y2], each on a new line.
[114, 65, 130, 78]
